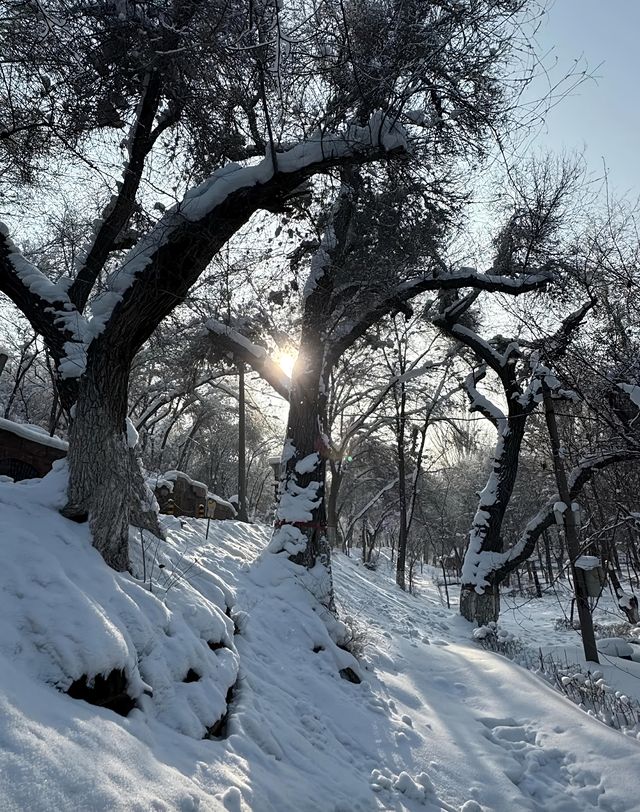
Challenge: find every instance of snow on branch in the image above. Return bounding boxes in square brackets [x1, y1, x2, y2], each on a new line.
[67, 112, 408, 375]
[520, 298, 596, 361]
[327, 268, 550, 370]
[303, 222, 337, 301]
[463, 366, 506, 430]
[472, 449, 640, 587]
[205, 319, 291, 400]
[447, 323, 505, 370]
[0, 224, 88, 378]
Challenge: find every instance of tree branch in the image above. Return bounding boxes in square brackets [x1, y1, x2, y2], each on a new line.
[81, 113, 410, 373]
[492, 449, 640, 582]
[205, 320, 291, 400]
[0, 228, 84, 398]
[69, 73, 163, 311]
[325, 268, 550, 370]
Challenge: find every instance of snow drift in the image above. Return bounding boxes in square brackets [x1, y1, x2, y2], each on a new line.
[2, 465, 640, 811]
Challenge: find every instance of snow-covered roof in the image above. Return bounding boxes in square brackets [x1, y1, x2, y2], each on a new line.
[148, 470, 236, 514]
[161, 469, 208, 494]
[0, 417, 68, 451]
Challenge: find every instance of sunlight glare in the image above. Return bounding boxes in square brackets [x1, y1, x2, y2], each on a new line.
[278, 352, 296, 378]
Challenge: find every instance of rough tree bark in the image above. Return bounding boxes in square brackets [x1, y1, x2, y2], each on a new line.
[62, 353, 133, 571]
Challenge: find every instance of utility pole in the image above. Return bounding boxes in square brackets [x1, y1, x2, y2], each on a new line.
[237, 362, 248, 522]
[543, 385, 599, 663]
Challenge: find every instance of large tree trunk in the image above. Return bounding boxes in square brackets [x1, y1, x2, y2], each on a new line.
[63, 357, 131, 570]
[62, 353, 162, 571]
[459, 415, 527, 623]
[460, 585, 500, 627]
[270, 330, 335, 609]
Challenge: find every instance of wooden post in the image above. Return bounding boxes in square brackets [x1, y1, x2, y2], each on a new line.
[441, 558, 451, 609]
[543, 387, 599, 663]
[237, 362, 248, 522]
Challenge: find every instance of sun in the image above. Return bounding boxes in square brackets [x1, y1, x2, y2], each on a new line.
[277, 351, 297, 378]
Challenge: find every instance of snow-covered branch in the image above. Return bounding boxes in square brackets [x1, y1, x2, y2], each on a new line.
[326, 268, 550, 370]
[520, 298, 596, 361]
[205, 320, 291, 400]
[481, 449, 640, 586]
[0, 225, 87, 383]
[463, 366, 506, 430]
[64, 112, 408, 377]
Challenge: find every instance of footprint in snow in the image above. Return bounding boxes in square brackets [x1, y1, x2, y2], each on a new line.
[478, 717, 606, 809]
[220, 786, 244, 812]
[432, 676, 466, 697]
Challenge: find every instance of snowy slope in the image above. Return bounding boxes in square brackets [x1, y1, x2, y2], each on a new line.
[1, 467, 640, 811]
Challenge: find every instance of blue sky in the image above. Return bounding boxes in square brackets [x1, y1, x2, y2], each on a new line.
[529, 0, 639, 196]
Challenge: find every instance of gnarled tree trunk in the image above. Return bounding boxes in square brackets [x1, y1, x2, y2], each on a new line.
[459, 415, 527, 623]
[63, 351, 162, 571]
[63, 354, 132, 570]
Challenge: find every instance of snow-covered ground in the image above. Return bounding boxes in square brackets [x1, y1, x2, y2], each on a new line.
[2, 466, 640, 811]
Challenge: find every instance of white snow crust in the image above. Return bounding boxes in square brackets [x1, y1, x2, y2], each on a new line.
[2, 470, 640, 810]
[0, 416, 68, 451]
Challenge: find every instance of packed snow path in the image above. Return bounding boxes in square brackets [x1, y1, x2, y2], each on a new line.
[1, 468, 639, 810]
